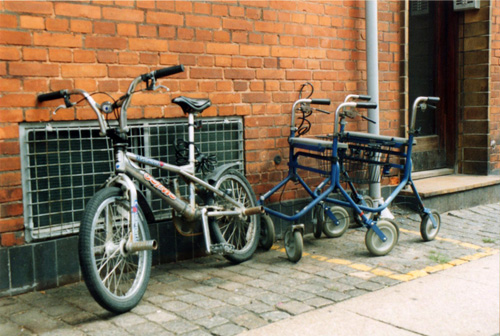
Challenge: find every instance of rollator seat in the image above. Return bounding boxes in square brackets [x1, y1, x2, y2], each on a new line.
[289, 137, 348, 150]
[342, 131, 416, 146]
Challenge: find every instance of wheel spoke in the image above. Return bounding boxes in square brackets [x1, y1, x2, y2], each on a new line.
[209, 170, 259, 263]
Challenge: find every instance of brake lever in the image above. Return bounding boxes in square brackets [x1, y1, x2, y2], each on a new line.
[153, 84, 170, 92]
[361, 115, 376, 124]
[312, 107, 331, 114]
[53, 102, 76, 115]
[146, 77, 170, 92]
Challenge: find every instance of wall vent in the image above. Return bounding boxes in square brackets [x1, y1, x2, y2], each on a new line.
[453, 0, 480, 11]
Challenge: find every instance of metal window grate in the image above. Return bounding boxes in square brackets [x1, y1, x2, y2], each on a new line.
[20, 117, 243, 241]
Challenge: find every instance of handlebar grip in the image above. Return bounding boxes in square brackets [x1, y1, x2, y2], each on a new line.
[310, 98, 331, 105]
[37, 90, 67, 102]
[356, 102, 377, 109]
[154, 65, 185, 79]
[427, 96, 440, 104]
[357, 95, 371, 101]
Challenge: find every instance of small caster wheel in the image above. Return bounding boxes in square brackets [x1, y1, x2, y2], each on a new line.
[420, 209, 440, 241]
[354, 196, 374, 228]
[323, 206, 350, 238]
[313, 205, 324, 239]
[365, 219, 399, 256]
[284, 229, 303, 263]
[259, 215, 275, 251]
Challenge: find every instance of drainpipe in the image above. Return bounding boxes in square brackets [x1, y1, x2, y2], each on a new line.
[366, 0, 394, 219]
[365, 0, 381, 203]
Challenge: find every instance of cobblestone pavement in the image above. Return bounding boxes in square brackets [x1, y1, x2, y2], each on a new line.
[1, 203, 499, 336]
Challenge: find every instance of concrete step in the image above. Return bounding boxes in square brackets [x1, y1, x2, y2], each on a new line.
[396, 174, 500, 213]
[411, 168, 454, 180]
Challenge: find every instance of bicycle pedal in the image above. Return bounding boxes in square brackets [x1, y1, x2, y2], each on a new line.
[210, 243, 235, 255]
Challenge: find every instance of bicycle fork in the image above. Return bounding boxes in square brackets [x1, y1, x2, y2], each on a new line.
[105, 172, 158, 253]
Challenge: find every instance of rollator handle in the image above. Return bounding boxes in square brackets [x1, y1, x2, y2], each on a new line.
[426, 96, 440, 104]
[357, 95, 372, 101]
[356, 102, 377, 109]
[311, 98, 331, 105]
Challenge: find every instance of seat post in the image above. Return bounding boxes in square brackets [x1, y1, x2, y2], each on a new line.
[188, 113, 195, 170]
[188, 113, 196, 208]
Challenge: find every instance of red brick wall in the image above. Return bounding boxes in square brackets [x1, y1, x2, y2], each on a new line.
[0, 1, 402, 246]
[490, 0, 500, 175]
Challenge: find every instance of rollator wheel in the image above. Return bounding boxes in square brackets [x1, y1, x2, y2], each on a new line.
[353, 196, 374, 228]
[313, 205, 325, 239]
[323, 206, 350, 238]
[420, 210, 441, 241]
[365, 219, 399, 256]
[259, 214, 275, 251]
[284, 230, 303, 263]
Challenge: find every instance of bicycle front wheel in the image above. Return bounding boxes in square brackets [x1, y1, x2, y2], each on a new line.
[79, 187, 152, 314]
[210, 169, 260, 264]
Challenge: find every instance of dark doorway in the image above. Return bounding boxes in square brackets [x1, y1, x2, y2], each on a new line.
[409, 1, 457, 172]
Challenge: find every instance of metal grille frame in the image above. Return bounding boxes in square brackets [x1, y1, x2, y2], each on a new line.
[20, 117, 244, 242]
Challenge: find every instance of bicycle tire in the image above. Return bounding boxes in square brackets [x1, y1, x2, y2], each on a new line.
[79, 187, 152, 314]
[209, 169, 260, 263]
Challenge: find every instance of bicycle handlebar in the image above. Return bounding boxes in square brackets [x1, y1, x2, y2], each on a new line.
[153, 65, 185, 79]
[37, 90, 68, 102]
[37, 65, 185, 135]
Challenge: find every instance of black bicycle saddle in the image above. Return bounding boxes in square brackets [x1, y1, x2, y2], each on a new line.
[172, 96, 211, 114]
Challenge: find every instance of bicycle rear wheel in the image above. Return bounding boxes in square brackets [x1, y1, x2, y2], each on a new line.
[79, 187, 152, 314]
[209, 169, 260, 263]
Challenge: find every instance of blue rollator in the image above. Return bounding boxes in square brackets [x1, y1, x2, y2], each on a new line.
[259, 94, 441, 262]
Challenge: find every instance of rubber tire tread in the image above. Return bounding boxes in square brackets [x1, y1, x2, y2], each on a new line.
[79, 187, 152, 314]
[259, 215, 275, 251]
[313, 206, 324, 239]
[420, 210, 441, 241]
[209, 169, 260, 264]
[285, 230, 303, 263]
[323, 206, 350, 238]
[365, 219, 399, 256]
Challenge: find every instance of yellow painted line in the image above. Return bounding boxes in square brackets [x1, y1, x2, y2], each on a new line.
[407, 269, 428, 278]
[370, 268, 394, 277]
[447, 259, 469, 266]
[325, 258, 352, 265]
[269, 234, 499, 283]
[310, 255, 329, 262]
[349, 263, 372, 272]
[389, 274, 414, 281]
[399, 228, 482, 250]
[424, 263, 454, 273]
